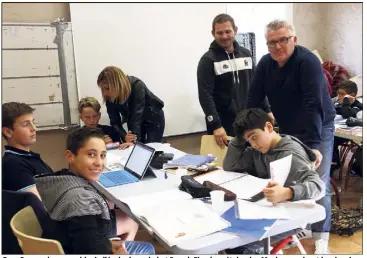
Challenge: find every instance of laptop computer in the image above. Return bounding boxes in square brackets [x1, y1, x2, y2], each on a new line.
[98, 142, 156, 188]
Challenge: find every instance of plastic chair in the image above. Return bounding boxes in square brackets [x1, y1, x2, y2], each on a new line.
[200, 135, 232, 166]
[10, 206, 64, 254]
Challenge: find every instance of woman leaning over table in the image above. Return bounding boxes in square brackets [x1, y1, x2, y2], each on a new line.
[97, 66, 165, 144]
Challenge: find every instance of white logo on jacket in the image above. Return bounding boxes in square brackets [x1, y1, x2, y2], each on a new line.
[214, 57, 252, 76]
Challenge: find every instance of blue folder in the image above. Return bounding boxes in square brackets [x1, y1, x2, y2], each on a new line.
[168, 154, 216, 167]
[221, 206, 277, 240]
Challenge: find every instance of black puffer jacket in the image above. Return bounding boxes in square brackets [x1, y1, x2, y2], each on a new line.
[106, 76, 164, 142]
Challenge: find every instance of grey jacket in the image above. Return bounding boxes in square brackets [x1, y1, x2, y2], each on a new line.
[223, 135, 325, 201]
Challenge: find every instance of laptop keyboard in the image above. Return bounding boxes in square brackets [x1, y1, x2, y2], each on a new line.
[98, 170, 139, 188]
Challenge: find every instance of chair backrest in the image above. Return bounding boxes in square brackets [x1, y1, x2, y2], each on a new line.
[200, 135, 232, 166]
[2, 189, 49, 254]
[10, 206, 64, 254]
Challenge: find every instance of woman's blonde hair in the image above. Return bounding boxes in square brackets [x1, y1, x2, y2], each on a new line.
[97, 66, 131, 104]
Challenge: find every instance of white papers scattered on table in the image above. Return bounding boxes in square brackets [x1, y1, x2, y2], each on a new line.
[118, 189, 230, 246]
[137, 199, 231, 247]
[120, 189, 192, 215]
[235, 199, 290, 220]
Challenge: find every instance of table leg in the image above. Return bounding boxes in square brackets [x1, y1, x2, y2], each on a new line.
[263, 237, 271, 254]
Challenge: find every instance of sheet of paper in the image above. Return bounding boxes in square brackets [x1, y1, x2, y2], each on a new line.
[269, 154, 292, 186]
[139, 199, 230, 246]
[120, 189, 192, 214]
[236, 199, 290, 220]
[106, 152, 124, 164]
[221, 175, 270, 200]
[146, 142, 172, 152]
[194, 170, 246, 185]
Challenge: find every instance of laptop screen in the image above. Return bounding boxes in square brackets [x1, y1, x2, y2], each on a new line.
[125, 142, 155, 179]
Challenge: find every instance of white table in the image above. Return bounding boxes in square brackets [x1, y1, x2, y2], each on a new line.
[94, 143, 326, 254]
[334, 116, 362, 145]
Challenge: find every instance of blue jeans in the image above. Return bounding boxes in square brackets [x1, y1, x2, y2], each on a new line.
[311, 127, 334, 233]
[125, 241, 155, 255]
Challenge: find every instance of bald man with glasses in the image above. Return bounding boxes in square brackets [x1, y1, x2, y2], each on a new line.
[247, 19, 335, 255]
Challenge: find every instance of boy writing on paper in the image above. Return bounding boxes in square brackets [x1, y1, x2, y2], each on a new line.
[78, 97, 135, 149]
[34, 127, 154, 254]
[223, 108, 325, 204]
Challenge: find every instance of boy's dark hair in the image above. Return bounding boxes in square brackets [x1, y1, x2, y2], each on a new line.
[2, 102, 35, 129]
[233, 108, 272, 137]
[67, 127, 105, 155]
[338, 80, 358, 95]
[212, 13, 236, 32]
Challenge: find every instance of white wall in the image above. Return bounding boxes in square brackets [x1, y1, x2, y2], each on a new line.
[227, 3, 293, 62]
[70, 3, 227, 136]
[322, 3, 362, 76]
[293, 3, 324, 53]
[294, 3, 362, 76]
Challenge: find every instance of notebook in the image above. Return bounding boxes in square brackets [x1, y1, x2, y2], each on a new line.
[98, 142, 155, 188]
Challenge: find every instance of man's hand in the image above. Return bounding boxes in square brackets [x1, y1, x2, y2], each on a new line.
[103, 135, 113, 144]
[213, 127, 228, 149]
[312, 149, 323, 169]
[263, 181, 293, 205]
[111, 240, 128, 255]
[125, 131, 137, 143]
[119, 142, 134, 150]
[267, 112, 275, 125]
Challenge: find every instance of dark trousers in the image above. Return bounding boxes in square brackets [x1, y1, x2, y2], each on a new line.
[206, 110, 236, 137]
[141, 109, 165, 143]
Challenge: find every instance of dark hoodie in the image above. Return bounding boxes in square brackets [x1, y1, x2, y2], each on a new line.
[34, 169, 113, 254]
[223, 135, 325, 201]
[197, 40, 270, 133]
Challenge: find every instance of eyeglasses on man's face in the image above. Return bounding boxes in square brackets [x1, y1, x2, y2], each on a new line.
[266, 36, 293, 48]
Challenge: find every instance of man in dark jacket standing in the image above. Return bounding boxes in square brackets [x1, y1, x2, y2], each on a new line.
[247, 19, 336, 254]
[197, 13, 272, 148]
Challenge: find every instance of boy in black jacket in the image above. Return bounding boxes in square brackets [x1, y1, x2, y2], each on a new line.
[34, 127, 154, 254]
[333, 80, 362, 118]
[332, 80, 363, 170]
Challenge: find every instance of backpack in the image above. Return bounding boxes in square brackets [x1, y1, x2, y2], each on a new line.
[322, 61, 351, 97]
[331, 205, 363, 236]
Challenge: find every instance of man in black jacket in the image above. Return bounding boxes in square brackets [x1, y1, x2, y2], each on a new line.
[197, 13, 272, 148]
